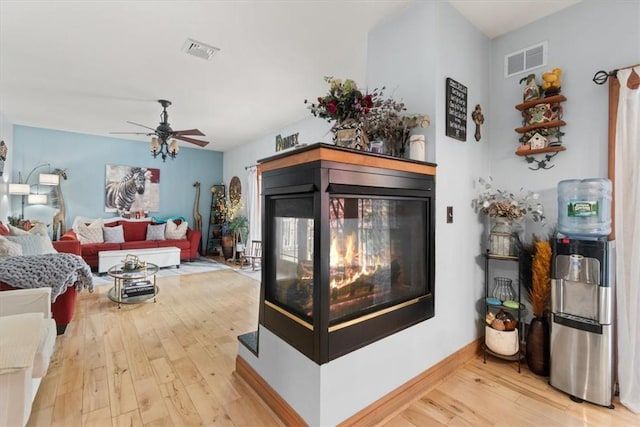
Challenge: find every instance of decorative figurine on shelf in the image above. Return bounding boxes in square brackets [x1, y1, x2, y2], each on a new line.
[528, 132, 549, 150]
[471, 104, 484, 142]
[51, 168, 68, 241]
[519, 73, 540, 102]
[192, 182, 202, 233]
[541, 68, 562, 97]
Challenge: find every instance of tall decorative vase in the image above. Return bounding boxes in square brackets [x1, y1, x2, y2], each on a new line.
[221, 235, 234, 260]
[409, 135, 425, 161]
[489, 217, 514, 256]
[526, 315, 550, 375]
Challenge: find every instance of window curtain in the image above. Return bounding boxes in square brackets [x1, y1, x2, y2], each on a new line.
[613, 66, 640, 413]
[246, 166, 261, 244]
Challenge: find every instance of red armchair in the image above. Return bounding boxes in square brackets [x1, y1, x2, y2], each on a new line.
[0, 236, 82, 335]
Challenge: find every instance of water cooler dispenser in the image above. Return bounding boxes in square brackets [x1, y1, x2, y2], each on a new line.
[550, 178, 615, 407]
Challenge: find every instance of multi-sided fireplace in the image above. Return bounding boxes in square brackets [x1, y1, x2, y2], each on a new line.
[258, 144, 436, 364]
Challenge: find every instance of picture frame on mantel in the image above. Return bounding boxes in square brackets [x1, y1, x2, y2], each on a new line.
[445, 77, 468, 141]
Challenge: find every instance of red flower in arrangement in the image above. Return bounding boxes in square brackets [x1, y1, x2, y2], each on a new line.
[362, 94, 374, 111]
[326, 99, 338, 116]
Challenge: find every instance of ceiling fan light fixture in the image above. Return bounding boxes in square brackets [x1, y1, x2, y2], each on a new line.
[169, 139, 179, 154]
[116, 99, 208, 162]
[151, 136, 178, 162]
[150, 137, 160, 154]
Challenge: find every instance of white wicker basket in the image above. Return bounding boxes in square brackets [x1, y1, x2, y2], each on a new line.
[485, 325, 519, 356]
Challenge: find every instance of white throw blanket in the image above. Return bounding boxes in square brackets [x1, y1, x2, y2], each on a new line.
[0, 253, 94, 301]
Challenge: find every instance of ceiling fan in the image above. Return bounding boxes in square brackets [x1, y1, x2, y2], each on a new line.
[111, 99, 209, 152]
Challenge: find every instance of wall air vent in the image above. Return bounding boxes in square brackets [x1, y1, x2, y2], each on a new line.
[504, 41, 547, 78]
[182, 38, 220, 61]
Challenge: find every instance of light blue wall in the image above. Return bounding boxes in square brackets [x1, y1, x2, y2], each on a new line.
[11, 125, 223, 234]
[489, 0, 640, 230]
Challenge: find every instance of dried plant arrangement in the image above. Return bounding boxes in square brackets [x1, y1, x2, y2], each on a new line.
[517, 227, 556, 299]
[516, 234, 537, 296]
[530, 240, 552, 317]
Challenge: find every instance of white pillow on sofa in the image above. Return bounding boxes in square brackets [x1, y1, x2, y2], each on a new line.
[165, 219, 188, 240]
[146, 223, 166, 241]
[9, 222, 48, 237]
[6, 235, 57, 256]
[77, 219, 104, 244]
[0, 235, 23, 256]
[103, 224, 125, 243]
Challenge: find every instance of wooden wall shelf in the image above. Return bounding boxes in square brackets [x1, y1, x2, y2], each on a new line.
[515, 146, 566, 156]
[515, 94, 567, 111]
[515, 120, 566, 134]
[514, 93, 567, 169]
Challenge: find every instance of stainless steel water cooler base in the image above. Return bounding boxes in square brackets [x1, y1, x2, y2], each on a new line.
[550, 317, 615, 407]
[550, 238, 615, 408]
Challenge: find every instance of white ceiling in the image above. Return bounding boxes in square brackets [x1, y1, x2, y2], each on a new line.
[0, 0, 580, 153]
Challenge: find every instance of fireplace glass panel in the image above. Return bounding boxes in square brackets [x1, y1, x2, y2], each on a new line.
[329, 197, 427, 324]
[269, 197, 314, 322]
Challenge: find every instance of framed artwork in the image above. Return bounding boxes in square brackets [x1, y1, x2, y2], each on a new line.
[105, 164, 160, 213]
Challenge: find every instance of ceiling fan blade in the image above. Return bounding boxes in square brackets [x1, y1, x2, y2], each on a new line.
[174, 135, 210, 147]
[172, 128, 205, 136]
[126, 121, 158, 132]
[110, 131, 152, 135]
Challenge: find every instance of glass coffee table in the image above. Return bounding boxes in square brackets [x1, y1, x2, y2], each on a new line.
[107, 262, 159, 308]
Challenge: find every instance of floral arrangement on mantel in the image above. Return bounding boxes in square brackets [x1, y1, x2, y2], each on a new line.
[472, 177, 545, 222]
[304, 77, 377, 123]
[362, 97, 430, 158]
[304, 76, 430, 157]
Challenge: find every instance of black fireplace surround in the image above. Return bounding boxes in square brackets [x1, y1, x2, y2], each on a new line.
[258, 144, 436, 364]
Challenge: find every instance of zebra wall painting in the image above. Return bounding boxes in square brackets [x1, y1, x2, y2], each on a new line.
[105, 165, 160, 213]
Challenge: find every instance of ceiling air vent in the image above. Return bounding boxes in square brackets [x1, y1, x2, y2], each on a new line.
[504, 41, 547, 78]
[182, 38, 220, 61]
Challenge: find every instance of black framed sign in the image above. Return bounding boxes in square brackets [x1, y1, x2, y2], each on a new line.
[445, 77, 467, 141]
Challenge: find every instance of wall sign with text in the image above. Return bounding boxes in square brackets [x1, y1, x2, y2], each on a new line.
[445, 78, 468, 141]
[275, 132, 299, 152]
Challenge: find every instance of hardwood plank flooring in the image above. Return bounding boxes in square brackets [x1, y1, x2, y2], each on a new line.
[27, 269, 638, 426]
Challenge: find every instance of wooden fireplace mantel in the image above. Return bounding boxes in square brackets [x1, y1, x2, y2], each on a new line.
[257, 143, 437, 176]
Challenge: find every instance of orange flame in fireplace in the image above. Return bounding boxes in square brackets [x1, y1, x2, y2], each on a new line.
[330, 232, 380, 290]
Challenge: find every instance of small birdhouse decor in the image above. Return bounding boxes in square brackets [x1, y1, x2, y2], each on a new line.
[527, 132, 548, 150]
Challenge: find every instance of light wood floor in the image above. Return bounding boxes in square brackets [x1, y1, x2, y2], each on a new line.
[27, 270, 639, 426]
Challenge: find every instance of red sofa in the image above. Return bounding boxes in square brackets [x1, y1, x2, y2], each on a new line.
[61, 219, 201, 269]
[0, 238, 82, 335]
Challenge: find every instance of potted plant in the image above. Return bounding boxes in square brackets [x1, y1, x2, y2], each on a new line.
[472, 176, 545, 256]
[229, 215, 249, 255]
[221, 223, 234, 260]
[219, 197, 245, 260]
[526, 236, 553, 376]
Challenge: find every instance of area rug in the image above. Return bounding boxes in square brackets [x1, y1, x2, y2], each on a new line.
[92, 256, 230, 286]
[235, 267, 261, 282]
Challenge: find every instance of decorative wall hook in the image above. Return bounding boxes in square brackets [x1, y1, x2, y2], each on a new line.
[471, 104, 484, 142]
[524, 150, 561, 170]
